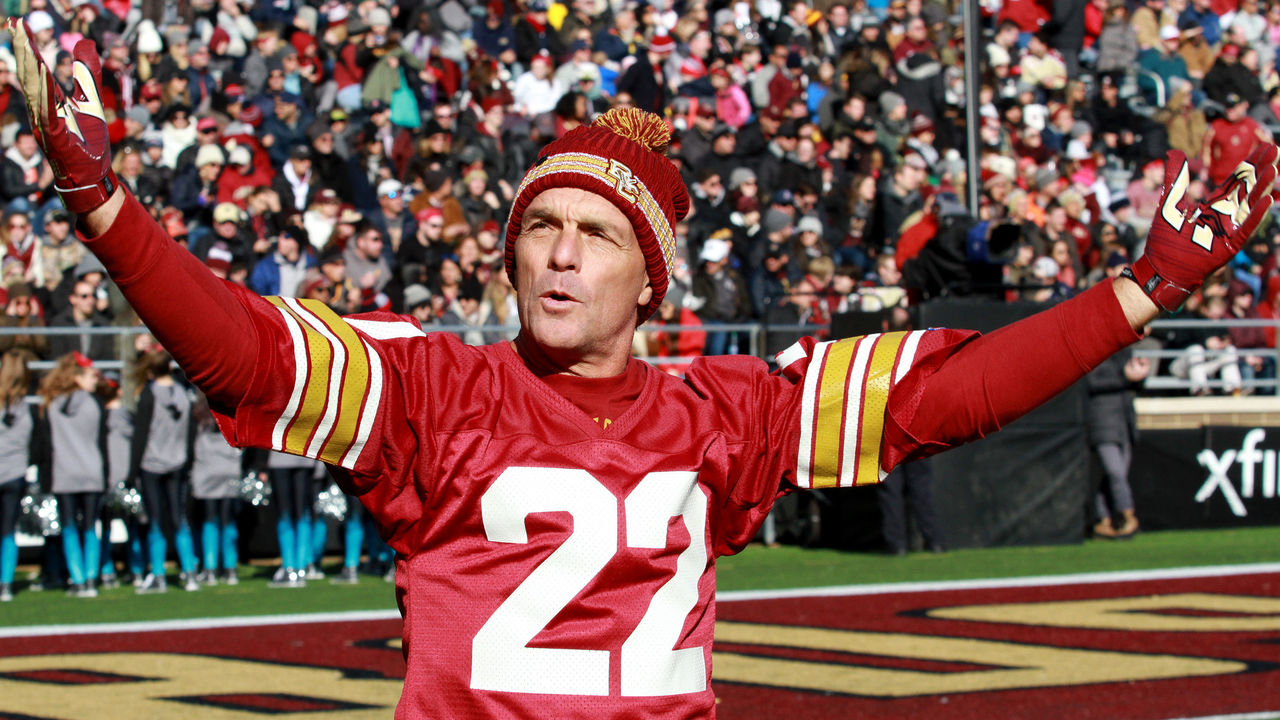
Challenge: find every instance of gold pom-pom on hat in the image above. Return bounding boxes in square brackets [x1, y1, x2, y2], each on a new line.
[590, 107, 672, 155]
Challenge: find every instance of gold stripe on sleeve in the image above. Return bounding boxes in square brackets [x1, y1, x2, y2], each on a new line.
[854, 332, 908, 485]
[266, 297, 333, 456]
[811, 336, 860, 488]
[296, 299, 372, 465]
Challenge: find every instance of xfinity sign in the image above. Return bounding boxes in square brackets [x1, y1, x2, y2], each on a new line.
[1133, 426, 1280, 530]
[1196, 429, 1280, 517]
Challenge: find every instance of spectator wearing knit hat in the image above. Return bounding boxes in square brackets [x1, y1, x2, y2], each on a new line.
[170, 143, 225, 224]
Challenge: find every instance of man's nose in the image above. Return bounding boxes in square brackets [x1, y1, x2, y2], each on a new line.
[547, 227, 581, 271]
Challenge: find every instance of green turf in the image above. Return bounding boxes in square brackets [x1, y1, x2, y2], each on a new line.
[715, 525, 1280, 591]
[3, 526, 1278, 628]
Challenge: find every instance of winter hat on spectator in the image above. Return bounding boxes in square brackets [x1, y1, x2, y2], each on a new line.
[1065, 139, 1091, 161]
[878, 91, 905, 115]
[728, 167, 757, 190]
[649, 34, 675, 55]
[209, 27, 231, 53]
[504, 107, 690, 321]
[75, 254, 106, 279]
[987, 44, 1011, 67]
[796, 215, 823, 235]
[139, 79, 163, 102]
[126, 105, 151, 126]
[367, 7, 392, 27]
[680, 56, 706, 78]
[205, 243, 233, 273]
[1159, 25, 1180, 41]
[909, 114, 935, 136]
[714, 8, 735, 27]
[26, 11, 53, 34]
[136, 20, 164, 54]
[195, 144, 224, 168]
[404, 284, 432, 309]
[238, 105, 263, 127]
[762, 208, 793, 236]
[228, 145, 252, 166]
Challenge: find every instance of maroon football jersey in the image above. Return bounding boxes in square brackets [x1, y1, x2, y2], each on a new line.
[213, 292, 973, 718]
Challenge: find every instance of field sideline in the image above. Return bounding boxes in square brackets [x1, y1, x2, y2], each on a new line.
[2, 525, 1277, 628]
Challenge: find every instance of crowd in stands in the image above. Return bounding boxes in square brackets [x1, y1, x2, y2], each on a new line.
[4, 0, 1280, 596]
[0, 0, 1271, 387]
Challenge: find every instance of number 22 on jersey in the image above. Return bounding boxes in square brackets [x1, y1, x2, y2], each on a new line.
[471, 467, 708, 697]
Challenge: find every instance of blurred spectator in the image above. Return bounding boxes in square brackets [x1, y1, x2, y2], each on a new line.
[250, 227, 314, 298]
[692, 236, 750, 356]
[1, 131, 54, 219]
[1095, 0, 1139, 74]
[1203, 93, 1269, 185]
[171, 144, 225, 223]
[29, 208, 82, 296]
[441, 276, 501, 346]
[271, 144, 318, 213]
[48, 276, 113, 362]
[1169, 293, 1244, 395]
[1204, 44, 1265, 108]
[344, 225, 392, 296]
[0, 281, 48, 361]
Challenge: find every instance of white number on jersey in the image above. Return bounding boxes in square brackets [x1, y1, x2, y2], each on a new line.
[471, 467, 708, 697]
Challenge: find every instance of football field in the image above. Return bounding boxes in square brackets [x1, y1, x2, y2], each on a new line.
[1, 528, 1278, 719]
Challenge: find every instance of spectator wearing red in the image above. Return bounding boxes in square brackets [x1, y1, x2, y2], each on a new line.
[1203, 93, 1270, 185]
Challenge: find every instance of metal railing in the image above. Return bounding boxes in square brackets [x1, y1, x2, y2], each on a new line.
[1138, 317, 1280, 394]
[7, 317, 1276, 395]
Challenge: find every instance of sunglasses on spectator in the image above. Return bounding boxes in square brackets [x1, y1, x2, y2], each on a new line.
[73, 292, 94, 299]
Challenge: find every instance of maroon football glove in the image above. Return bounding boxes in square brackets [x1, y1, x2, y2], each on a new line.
[1129, 145, 1278, 312]
[8, 18, 118, 217]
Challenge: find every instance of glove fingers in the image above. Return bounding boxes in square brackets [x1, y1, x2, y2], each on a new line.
[9, 18, 63, 145]
[1158, 152, 1192, 231]
[1232, 193, 1272, 248]
[1236, 161, 1277, 227]
[71, 38, 102, 85]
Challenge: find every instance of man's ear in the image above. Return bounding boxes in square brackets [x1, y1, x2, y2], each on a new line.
[637, 282, 653, 308]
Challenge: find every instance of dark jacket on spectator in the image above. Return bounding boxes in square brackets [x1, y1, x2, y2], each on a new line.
[616, 52, 667, 116]
[47, 309, 115, 362]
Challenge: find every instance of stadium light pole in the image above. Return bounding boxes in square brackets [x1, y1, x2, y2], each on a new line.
[964, 0, 981, 213]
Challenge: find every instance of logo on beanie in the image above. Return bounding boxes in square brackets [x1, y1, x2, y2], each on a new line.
[606, 159, 639, 203]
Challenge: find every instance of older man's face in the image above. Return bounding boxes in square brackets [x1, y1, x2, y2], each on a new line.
[514, 187, 651, 370]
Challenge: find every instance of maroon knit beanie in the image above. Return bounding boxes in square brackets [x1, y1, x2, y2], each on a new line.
[504, 107, 690, 321]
